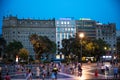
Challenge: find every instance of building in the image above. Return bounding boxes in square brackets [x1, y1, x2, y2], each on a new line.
[2, 15, 117, 59]
[55, 17, 76, 48]
[55, 18, 76, 59]
[96, 23, 116, 54]
[76, 18, 96, 39]
[2, 15, 56, 57]
[116, 30, 120, 54]
[116, 30, 120, 37]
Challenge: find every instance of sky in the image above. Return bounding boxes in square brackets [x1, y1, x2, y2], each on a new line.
[0, 0, 120, 34]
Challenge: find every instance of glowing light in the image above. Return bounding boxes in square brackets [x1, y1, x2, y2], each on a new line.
[16, 55, 18, 62]
[79, 33, 84, 38]
[56, 54, 60, 59]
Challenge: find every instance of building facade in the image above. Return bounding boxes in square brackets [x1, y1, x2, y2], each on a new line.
[76, 18, 96, 39]
[116, 30, 120, 37]
[55, 18, 76, 48]
[96, 23, 116, 54]
[55, 18, 76, 59]
[2, 15, 56, 57]
[2, 15, 117, 59]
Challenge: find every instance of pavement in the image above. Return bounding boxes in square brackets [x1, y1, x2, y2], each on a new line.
[1, 62, 120, 80]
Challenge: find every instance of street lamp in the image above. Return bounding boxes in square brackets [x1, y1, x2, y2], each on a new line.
[79, 33, 84, 65]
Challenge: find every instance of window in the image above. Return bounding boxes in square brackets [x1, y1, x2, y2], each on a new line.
[62, 33, 64, 38]
[65, 28, 67, 31]
[71, 28, 73, 31]
[61, 21, 63, 24]
[57, 34, 60, 38]
[57, 21, 59, 24]
[64, 21, 66, 24]
[67, 21, 70, 24]
[57, 28, 60, 32]
[68, 28, 70, 31]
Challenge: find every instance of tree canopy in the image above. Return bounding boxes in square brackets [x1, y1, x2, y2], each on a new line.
[29, 34, 56, 60]
[18, 48, 29, 61]
[60, 35, 110, 62]
[5, 40, 23, 60]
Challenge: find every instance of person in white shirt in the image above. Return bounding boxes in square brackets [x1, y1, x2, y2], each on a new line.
[36, 67, 40, 79]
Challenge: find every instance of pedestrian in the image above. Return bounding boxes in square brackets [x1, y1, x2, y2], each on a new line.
[4, 73, 11, 80]
[94, 68, 98, 77]
[113, 66, 118, 78]
[25, 68, 28, 77]
[36, 67, 40, 79]
[101, 64, 105, 73]
[52, 65, 58, 80]
[41, 66, 46, 80]
[106, 66, 109, 73]
[51, 70, 55, 80]
[0, 72, 3, 80]
[118, 65, 120, 78]
[78, 63, 82, 77]
[26, 69, 32, 80]
[0, 66, 2, 72]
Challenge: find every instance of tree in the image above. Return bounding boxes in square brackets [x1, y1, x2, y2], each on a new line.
[60, 34, 110, 62]
[93, 39, 110, 56]
[117, 36, 120, 60]
[5, 40, 23, 61]
[18, 48, 29, 62]
[0, 37, 6, 57]
[117, 36, 120, 53]
[29, 34, 56, 61]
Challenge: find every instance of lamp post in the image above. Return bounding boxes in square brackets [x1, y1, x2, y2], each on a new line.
[79, 33, 84, 65]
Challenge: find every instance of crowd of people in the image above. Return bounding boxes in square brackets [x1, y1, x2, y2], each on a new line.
[0, 61, 120, 80]
[99, 61, 120, 78]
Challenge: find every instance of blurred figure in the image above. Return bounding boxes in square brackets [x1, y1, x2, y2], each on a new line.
[78, 63, 82, 77]
[113, 66, 118, 78]
[118, 65, 120, 78]
[51, 70, 55, 80]
[0, 72, 2, 80]
[36, 67, 40, 79]
[101, 64, 105, 73]
[4, 73, 11, 80]
[0, 66, 2, 72]
[26, 69, 32, 80]
[52, 65, 58, 80]
[94, 68, 98, 77]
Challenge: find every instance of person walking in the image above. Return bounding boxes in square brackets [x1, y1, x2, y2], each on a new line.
[113, 66, 118, 78]
[0, 72, 3, 80]
[36, 67, 40, 79]
[94, 68, 98, 77]
[118, 65, 120, 78]
[78, 63, 82, 77]
[51, 70, 55, 80]
[26, 69, 32, 80]
[41, 66, 46, 80]
[52, 65, 58, 80]
[4, 73, 11, 80]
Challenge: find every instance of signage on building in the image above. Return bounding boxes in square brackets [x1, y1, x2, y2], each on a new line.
[60, 18, 72, 20]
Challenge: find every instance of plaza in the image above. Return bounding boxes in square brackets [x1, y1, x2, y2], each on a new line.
[1, 62, 120, 80]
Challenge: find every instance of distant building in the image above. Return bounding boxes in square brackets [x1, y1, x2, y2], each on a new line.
[2, 15, 56, 57]
[116, 30, 120, 37]
[96, 23, 116, 54]
[116, 30, 120, 54]
[2, 15, 117, 59]
[55, 18, 76, 48]
[76, 18, 96, 39]
[55, 17, 76, 60]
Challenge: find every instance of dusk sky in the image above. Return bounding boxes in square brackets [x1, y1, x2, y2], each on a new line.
[0, 0, 120, 34]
